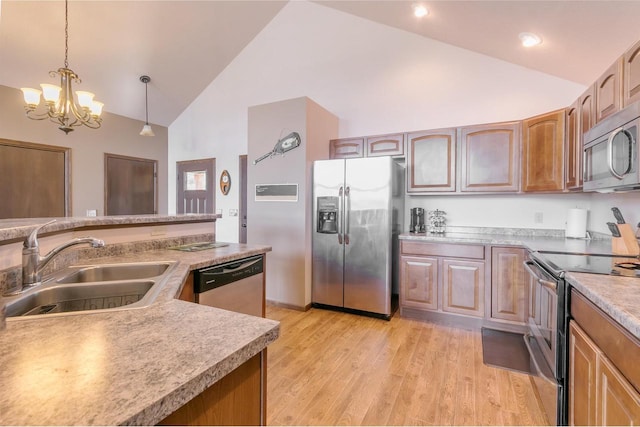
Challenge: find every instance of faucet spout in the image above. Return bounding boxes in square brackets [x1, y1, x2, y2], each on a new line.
[6, 220, 106, 296]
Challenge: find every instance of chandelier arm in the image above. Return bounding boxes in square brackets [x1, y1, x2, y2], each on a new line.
[24, 108, 53, 121]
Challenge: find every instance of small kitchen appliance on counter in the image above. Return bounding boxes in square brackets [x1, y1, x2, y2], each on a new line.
[409, 207, 425, 233]
[427, 209, 446, 234]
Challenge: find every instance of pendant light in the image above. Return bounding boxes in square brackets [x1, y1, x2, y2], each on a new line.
[139, 75, 154, 137]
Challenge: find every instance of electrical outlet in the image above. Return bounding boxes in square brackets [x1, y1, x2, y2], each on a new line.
[86, 209, 97, 217]
[534, 212, 543, 224]
[229, 209, 238, 217]
[151, 225, 167, 236]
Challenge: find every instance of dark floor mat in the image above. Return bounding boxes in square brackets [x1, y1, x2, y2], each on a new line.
[481, 328, 533, 375]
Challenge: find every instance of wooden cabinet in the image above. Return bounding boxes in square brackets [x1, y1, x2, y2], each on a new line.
[329, 137, 364, 159]
[569, 289, 640, 426]
[521, 109, 566, 192]
[624, 40, 640, 107]
[580, 85, 597, 135]
[159, 352, 264, 426]
[490, 247, 526, 323]
[569, 322, 598, 426]
[399, 241, 487, 321]
[399, 256, 438, 310]
[596, 57, 623, 123]
[459, 122, 520, 192]
[365, 133, 404, 157]
[442, 258, 485, 318]
[565, 101, 581, 190]
[598, 354, 640, 425]
[406, 128, 456, 193]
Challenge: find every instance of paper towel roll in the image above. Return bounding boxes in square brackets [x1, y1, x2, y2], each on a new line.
[566, 208, 587, 239]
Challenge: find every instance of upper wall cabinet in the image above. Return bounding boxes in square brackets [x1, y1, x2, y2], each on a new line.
[623, 40, 640, 107]
[459, 122, 520, 192]
[522, 109, 566, 192]
[329, 137, 364, 159]
[580, 84, 597, 135]
[565, 100, 581, 191]
[365, 133, 404, 157]
[407, 128, 456, 193]
[596, 57, 623, 123]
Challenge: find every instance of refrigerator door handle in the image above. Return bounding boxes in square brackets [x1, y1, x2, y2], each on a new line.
[338, 186, 343, 244]
[344, 186, 350, 245]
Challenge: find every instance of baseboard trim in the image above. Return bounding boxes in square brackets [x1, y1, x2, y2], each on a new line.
[266, 299, 310, 312]
[400, 307, 527, 333]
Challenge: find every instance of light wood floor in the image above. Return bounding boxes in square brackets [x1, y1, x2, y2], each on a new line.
[266, 305, 549, 426]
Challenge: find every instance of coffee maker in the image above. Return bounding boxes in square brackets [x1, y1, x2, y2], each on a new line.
[410, 207, 425, 233]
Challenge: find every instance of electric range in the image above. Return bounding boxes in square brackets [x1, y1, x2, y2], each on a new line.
[535, 251, 640, 277]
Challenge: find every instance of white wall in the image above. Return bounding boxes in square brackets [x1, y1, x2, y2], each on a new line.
[168, 0, 586, 243]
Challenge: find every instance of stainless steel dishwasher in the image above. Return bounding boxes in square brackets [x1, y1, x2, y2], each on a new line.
[194, 255, 264, 317]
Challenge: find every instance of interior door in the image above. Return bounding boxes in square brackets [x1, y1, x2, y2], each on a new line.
[0, 139, 70, 219]
[176, 158, 215, 214]
[105, 153, 157, 215]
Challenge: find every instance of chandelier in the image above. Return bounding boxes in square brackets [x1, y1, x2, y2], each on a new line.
[20, 0, 103, 134]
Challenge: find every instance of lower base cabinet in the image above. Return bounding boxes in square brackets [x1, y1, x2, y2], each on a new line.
[569, 290, 640, 426]
[399, 241, 526, 331]
[159, 352, 265, 426]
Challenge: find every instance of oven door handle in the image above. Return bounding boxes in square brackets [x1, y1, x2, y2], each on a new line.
[523, 333, 557, 385]
[523, 260, 557, 292]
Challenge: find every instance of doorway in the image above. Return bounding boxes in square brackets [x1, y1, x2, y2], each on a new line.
[105, 153, 157, 215]
[176, 158, 215, 214]
[0, 139, 70, 219]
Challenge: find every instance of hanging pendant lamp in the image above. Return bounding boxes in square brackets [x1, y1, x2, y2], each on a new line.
[139, 75, 154, 137]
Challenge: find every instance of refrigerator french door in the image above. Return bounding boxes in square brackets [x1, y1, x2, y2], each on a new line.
[312, 157, 403, 319]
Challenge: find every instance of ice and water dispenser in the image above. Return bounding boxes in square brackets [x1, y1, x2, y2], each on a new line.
[316, 196, 339, 234]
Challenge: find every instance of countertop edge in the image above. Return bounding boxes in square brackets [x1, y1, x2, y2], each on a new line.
[0, 214, 221, 242]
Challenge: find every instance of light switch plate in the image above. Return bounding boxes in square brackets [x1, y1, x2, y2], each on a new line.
[229, 209, 238, 217]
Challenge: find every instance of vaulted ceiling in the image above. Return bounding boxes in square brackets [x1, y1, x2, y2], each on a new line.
[1, 1, 639, 127]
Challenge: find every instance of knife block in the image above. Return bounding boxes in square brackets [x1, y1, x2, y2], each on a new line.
[612, 223, 640, 255]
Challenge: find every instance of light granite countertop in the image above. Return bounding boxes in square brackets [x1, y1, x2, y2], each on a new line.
[0, 214, 221, 243]
[399, 230, 640, 341]
[0, 243, 278, 426]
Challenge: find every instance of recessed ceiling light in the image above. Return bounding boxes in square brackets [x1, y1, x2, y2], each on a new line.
[413, 4, 428, 18]
[519, 32, 542, 47]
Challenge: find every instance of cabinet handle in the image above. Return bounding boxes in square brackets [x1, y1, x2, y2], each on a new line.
[345, 186, 350, 245]
[607, 127, 633, 180]
[338, 186, 343, 245]
[523, 260, 557, 291]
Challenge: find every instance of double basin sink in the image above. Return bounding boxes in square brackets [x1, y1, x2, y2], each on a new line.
[4, 261, 177, 319]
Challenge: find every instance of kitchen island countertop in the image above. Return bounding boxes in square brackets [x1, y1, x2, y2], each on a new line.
[0, 242, 278, 426]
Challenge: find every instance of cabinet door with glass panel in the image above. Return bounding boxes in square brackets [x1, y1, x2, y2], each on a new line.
[406, 128, 456, 193]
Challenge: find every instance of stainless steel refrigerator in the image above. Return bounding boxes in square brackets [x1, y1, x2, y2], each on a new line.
[312, 156, 404, 319]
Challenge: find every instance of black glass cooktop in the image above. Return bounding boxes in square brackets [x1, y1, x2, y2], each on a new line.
[536, 252, 640, 277]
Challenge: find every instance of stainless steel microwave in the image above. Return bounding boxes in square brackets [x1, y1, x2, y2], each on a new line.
[583, 102, 640, 192]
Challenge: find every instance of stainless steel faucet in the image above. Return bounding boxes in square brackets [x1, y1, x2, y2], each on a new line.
[9, 220, 105, 295]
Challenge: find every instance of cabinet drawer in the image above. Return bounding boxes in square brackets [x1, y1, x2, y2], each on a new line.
[401, 241, 484, 259]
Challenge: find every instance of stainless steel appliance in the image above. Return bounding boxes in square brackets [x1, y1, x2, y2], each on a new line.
[410, 207, 425, 233]
[523, 253, 565, 425]
[194, 255, 264, 317]
[312, 157, 404, 319]
[584, 101, 640, 192]
[524, 250, 640, 425]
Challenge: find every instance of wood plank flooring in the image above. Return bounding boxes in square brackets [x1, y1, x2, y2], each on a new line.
[266, 305, 549, 426]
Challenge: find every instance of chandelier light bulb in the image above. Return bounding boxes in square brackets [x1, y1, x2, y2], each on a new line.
[21, 88, 42, 107]
[40, 84, 62, 103]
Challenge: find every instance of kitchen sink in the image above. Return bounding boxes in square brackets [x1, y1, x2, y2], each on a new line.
[6, 281, 155, 317]
[4, 261, 177, 319]
[57, 262, 172, 284]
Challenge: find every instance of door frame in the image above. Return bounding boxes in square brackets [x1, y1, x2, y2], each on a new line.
[239, 155, 247, 243]
[0, 138, 71, 218]
[104, 152, 158, 216]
